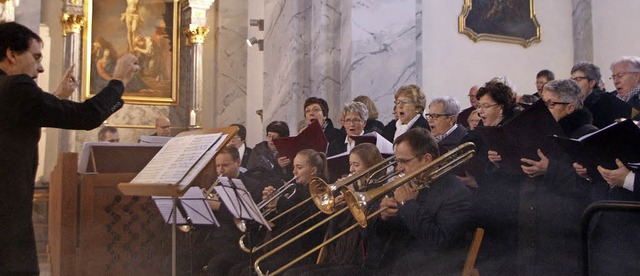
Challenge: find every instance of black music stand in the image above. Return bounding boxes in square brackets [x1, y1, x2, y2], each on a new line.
[215, 177, 271, 273]
[153, 187, 219, 275]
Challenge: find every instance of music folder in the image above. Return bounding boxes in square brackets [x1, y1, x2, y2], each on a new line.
[152, 186, 219, 227]
[272, 120, 328, 161]
[214, 177, 272, 231]
[476, 100, 564, 175]
[551, 119, 640, 178]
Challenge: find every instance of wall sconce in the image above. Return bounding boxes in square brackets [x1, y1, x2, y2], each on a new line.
[249, 19, 264, 31]
[246, 36, 264, 51]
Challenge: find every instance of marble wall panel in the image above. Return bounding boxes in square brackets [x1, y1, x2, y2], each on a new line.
[350, 0, 420, 125]
[213, 0, 248, 127]
[572, 0, 593, 63]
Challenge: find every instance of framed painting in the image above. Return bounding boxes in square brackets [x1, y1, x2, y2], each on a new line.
[82, 0, 179, 105]
[458, 0, 541, 48]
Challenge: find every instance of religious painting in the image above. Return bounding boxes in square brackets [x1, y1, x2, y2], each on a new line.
[82, 0, 179, 105]
[458, 0, 541, 48]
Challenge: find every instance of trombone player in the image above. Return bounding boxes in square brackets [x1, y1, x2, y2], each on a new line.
[168, 146, 265, 275]
[365, 128, 473, 275]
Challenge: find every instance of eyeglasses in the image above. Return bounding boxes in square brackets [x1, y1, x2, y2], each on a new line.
[610, 72, 639, 80]
[544, 100, 570, 108]
[396, 156, 417, 165]
[425, 113, 453, 120]
[343, 118, 363, 125]
[305, 107, 323, 113]
[570, 76, 588, 82]
[476, 103, 499, 110]
[467, 94, 477, 98]
[394, 99, 415, 105]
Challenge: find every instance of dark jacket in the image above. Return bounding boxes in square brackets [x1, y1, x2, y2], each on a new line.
[476, 109, 596, 275]
[246, 141, 293, 182]
[323, 118, 342, 145]
[240, 145, 252, 168]
[0, 72, 124, 275]
[585, 89, 632, 128]
[611, 89, 640, 110]
[365, 174, 472, 275]
[438, 125, 468, 152]
[381, 115, 430, 143]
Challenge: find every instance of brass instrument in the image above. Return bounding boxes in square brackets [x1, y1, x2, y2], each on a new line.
[309, 156, 398, 214]
[235, 176, 298, 232]
[344, 142, 477, 228]
[252, 142, 476, 275]
[178, 178, 222, 233]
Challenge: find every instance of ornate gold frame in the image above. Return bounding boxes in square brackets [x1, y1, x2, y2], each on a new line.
[82, 0, 180, 105]
[458, 0, 541, 48]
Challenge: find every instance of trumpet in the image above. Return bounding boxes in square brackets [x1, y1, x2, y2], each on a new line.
[235, 176, 298, 233]
[309, 155, 398, 214]
[251, 142, 476, 275]
[178, 178, 222, 233]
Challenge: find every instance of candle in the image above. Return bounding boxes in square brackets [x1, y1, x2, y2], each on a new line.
[189, 110, 196, 126]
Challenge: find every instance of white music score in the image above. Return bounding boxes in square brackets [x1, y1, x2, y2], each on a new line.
[131, 133, 226, 188]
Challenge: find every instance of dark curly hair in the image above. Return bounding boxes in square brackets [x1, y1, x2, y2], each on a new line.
[477, 80, 517, 118]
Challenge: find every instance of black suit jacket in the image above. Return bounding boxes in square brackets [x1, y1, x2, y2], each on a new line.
[365, 174, 472, 274]
[457, 107, 474, 129]
[241, 145, 252, 168]
[0, 72, 124, 274]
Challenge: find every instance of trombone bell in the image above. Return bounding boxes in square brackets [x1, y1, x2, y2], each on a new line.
[343, 142, 476, 228]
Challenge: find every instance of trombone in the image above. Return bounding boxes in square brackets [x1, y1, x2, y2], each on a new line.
[235, 176, 298, 232]
[309, 155, 398, 214]
[178, 178, 222, 233]
[238, 157, 396, 253]
[252, 142, 476, 275]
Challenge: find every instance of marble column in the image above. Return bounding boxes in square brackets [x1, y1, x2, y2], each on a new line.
[572, 0, 593, 63]
[181, 0, 215, 129]
[59, 2, 84, 152]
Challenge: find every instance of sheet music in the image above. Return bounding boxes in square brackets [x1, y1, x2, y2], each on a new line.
[131, 134, 222, 184]
[177, 134, 227, 190]
[152, 187, 219, 226]
[214, 177, 271, 231]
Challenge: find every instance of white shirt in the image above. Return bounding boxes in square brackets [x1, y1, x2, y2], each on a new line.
[344, 130, 365, 153]
[623, 171, 635, 192]
[394, 114, 421, 141]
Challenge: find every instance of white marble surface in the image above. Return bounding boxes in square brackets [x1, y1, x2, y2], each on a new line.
[572, 0, 593, 63]
[262, 0, 422, 130]
[213, 0, 248, 127]
[350, 0, 421, 125]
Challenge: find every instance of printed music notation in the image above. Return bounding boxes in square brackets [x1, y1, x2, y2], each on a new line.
[131, 133, 225, 186]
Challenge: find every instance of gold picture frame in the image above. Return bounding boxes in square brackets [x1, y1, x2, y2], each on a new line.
[82, 0, 179, 105]
[458, 0, 541, 48]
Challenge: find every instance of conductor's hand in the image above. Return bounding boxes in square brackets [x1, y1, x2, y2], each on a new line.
[521, 149, 549, 177]
[597, 159, 630, 187]
[277, 156, 291, 169]
[111, 53, 140, 86]
[380, 196, 398, 221]
[488, 150, 502, 166]
[54, 64, 78, 99]
[572, 162, 590, 180]
[263, 186, 278, 209]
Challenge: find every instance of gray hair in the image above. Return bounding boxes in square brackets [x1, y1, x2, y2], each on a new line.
[543, 79, 583, 109]
[610, 56, 640, 72]
[429, 96, 460, 115]
[571, 61, 602, 82]
[341, 101, 369, 121]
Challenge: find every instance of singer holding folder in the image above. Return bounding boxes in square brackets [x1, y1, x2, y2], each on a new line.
[476, 79, 597, 274]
